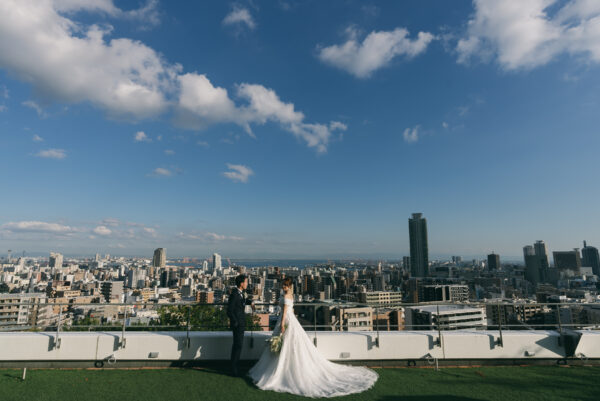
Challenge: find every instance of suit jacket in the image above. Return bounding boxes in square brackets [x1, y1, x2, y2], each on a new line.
[227, 287, 252, 330]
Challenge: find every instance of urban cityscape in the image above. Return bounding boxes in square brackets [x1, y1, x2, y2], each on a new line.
[2, 212, 599, 334]
[2, 0, 600, 399]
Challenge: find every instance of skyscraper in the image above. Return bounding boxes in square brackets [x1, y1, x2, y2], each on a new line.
[49, 252, 63, 270]
[553, 249, 582, 271]
[213, 253, 222, 271]
[487, 253, 500, 270]
[409, 213, 429, 277]
[152, 248, 166, 268]
[524, 254, 541, 285]
[582, 241, 600, 276]
[523, 245, 535, 259]
[534, 240, 549, 270]
[523, 241, 551, 284]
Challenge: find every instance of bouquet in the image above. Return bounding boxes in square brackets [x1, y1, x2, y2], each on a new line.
[269, 335, 282, 353]
[268, 324, 287, 353]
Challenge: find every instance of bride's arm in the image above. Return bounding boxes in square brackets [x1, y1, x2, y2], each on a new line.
[280, 304, 288, 335]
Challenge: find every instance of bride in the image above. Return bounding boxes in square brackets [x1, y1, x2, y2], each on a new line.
[248, 277, 378, 398]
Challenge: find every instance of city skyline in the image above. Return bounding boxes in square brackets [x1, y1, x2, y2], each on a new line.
[2, 1, 600, 258]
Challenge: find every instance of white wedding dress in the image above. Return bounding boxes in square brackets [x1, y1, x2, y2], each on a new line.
[248, 296, 378, 398]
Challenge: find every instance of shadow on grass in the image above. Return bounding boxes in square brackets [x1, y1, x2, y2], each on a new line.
[2, 372, 23, 381]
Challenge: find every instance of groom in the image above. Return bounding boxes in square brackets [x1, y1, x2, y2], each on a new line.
[227, 274, 254, 377]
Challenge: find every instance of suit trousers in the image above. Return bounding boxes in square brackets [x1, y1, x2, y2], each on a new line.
[230, 325, 244, 375]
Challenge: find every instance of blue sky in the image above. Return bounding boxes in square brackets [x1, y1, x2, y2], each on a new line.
[1, 0, 600, 260]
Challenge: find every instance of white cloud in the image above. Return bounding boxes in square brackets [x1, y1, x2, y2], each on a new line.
[175, 73, 238, 129]
[142, 227, 158, 237]
[223, 163, 253, 183]
[101, 217, 120, 227]
[0, 0, 176, 119]
[150, 167, 172, 177]
[318, 27, 435, 78]
[92, 225, 112, 236]
[0, 1, 343, 153]
[196, 140, 209, 148]
[0, 105, 6, 112]
[403, 126, 420, 143]
[134, 131, 151, 142]
[177, 231, 244, 242]
[164, 149, 175, 155]
[32, 134, 44, 142]
[54, 0, 161, 26]
[442, 122, 449, 129]
[0, 84, 8, 99]
[36, 148, 67, 159]
[237, 84, 346, 152]
[457, 0, 600, 70]
[175, 74, 343, 152]
[22, 100, 46, 117]
[329, 121, 348, 131]
[222, 5, 256, 30]
[1, 221, 76, 234]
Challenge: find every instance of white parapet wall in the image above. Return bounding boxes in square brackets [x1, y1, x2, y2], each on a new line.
[0, 330, 598, 362]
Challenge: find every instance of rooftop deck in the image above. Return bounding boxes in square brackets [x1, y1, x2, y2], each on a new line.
[1, 366, 598, 401]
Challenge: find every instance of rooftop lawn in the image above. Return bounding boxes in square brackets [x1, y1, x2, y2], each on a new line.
[1, 365, 598, 401]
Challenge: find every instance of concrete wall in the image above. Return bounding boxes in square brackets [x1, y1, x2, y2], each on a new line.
[0, 330, 598, 362]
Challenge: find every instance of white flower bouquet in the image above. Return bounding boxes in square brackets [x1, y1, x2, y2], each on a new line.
[269, 335, 282, 353]
[268, 323, 287, 353]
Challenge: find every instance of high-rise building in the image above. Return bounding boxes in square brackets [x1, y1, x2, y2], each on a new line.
[196, 290, 214, 304]
[212, 253, 222, 271]
[523, 241, 550, 283]
[100, 281, 124, 302]
[152, 248, 166, 268]
[582, 241, 600, 276]
[402, 256, 411, 270]
[408, 213, 429, 277]
[524, 254, 542, 285]
[553, 249, 582, 271]
[49, 252, 63, 272]
[523, 245, 535, 258]
[419, 284, 469, 302]
[487, 253, 500, 270]
[534, 240, 549, 270]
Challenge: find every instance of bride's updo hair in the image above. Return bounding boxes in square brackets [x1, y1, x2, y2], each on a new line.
[282, 277, 293, 289]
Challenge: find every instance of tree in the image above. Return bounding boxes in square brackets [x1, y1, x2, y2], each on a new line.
[158, 304, 261, 331]
[0, 283, 9, 293]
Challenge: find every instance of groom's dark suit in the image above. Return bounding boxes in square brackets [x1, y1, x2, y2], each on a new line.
[227, 287, 252, 376]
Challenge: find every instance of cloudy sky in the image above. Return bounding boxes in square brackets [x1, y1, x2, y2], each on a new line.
[1, 0, 600, 260]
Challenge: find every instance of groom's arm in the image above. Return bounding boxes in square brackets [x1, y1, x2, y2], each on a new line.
[227, 291, 239, 327]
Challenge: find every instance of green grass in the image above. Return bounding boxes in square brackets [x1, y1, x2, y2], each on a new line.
[1, 366, 598, 401]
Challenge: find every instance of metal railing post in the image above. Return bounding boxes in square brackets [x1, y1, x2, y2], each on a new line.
[249, 305, 254, 348]
[313, 305, 317, 347]
[435, 304, 442, 347]
[121, 307, 127, 348]
[496, 304, 503, 347]
[186, 305, 191, 349]
[55, 307, 62, 349]
[375, 306, 380, 348]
